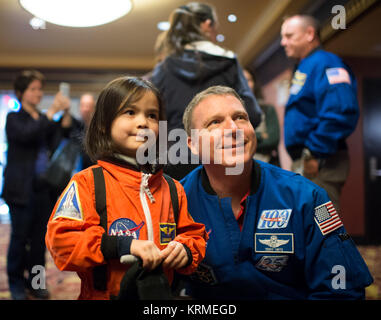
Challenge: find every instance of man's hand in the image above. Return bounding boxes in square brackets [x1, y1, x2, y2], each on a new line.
[303, 158, 319, 179]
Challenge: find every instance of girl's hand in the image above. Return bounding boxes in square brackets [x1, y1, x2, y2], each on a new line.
[160, 241, 188, 270]
[130, 239, 163, 270]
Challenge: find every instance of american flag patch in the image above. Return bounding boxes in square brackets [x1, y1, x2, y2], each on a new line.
[326, 68, 351, 85]
[314, 201, 343, 235]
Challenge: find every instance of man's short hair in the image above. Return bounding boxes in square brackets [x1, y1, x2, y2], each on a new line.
[283, 14, 321, 41]
[182, 85, 245, 136]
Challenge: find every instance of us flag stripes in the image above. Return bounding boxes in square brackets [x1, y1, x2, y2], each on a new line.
[314, 201, 343, 235]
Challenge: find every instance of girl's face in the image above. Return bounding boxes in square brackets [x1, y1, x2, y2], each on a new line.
[22, 79, 43, 108]
[111, 90, 160, 158]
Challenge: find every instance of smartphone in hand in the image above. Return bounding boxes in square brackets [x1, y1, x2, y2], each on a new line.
[59, 82, 70, 98]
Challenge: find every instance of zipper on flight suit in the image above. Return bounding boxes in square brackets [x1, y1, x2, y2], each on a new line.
[140, 173, 155, 241]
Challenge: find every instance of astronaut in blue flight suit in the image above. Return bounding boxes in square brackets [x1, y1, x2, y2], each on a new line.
[281, 15, 359, 212]
[180, 85, 372, 299]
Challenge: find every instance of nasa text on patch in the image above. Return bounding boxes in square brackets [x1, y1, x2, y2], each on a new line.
[255, 233, 294, 253]
[257, 209, 292, 229]
[53, 181, 83, 221]
[159, 223, 176, 245]
[109, 218, 144, 239]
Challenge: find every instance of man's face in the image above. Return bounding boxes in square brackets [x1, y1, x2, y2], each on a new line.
[188, 94, 256, 169]
[79, 94, 95, 126]
[281, 17, 312, 59]
[22, 79, 43, 107]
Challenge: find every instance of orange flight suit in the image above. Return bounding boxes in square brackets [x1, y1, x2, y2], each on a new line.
[46, 160, 207, 299]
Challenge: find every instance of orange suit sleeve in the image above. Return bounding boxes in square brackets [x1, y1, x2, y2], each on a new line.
[45, 172, 106, 272]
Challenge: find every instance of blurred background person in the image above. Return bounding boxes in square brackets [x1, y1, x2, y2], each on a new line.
[71, 92, 96, 170]
[280, 15, 359, 212]
[243, 69, 280, 165]
[2, 69, 70, 300]
[151, 2, 262, 180]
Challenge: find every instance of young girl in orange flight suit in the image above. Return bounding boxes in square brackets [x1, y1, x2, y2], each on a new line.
[46, 77, 207, 300]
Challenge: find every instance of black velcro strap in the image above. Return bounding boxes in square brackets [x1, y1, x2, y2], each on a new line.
[163, 174, 179, 224]
[92, 167, 107, 230]
[92, 167, 108, 291]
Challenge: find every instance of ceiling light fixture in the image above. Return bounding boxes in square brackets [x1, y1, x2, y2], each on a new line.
[216, 34, 225, 42]
[228, 14, 237, 23]
[29, 17, 46, 30]
[19, 0, 133, 28]
[157, 21, 170, 31]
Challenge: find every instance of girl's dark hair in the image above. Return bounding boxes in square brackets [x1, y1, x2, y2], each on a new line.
[85, 77, 165, 161]
[164, 2, 216, 55]
[14, 69, 45, 101]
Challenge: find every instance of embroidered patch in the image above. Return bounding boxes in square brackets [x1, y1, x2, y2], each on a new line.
[290, 70, 307, 95]
[53, 181, 83, 221]
[255, 233, 294, 253]
[326, 67, 351, 85]
[109, 218, 144, 239]
[189, 263, 218, 285]
[257, 209, 292, 229]
[159, 223, 176, 245]
[314, 201, 343, 235]
[256, 255, 289, 272]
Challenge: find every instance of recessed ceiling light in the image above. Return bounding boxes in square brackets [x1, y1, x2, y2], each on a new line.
[216, 34, 225, 42]
[19, 0, 132, 28]
[29, 17, 46, 30]
[228, 14, 237, 23]
[157, 21, 170, 31]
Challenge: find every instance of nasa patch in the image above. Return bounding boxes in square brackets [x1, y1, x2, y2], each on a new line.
[53, 181, 83, 221]
[159, 223, 176, 245]
[109, 218, 144, 239]
[257, 209, 292, 229]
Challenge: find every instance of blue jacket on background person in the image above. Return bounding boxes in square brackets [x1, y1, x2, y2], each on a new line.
[285, 48, 359, 159]
[181, 160, 373, 299]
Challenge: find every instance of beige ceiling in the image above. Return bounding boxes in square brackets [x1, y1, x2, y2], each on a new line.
[0, 0, 309, 71]
[324, 2, 381, 58]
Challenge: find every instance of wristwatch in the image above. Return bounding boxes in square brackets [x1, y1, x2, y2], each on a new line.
[301, 148, 314, 161]
[302, 148, 326, 169]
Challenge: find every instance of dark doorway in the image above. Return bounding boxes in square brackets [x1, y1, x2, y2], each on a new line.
[363, 78, 381, 244]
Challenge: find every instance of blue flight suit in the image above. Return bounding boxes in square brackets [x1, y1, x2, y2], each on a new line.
[181, 161, 373, 299]
[284, 48, 359, 159]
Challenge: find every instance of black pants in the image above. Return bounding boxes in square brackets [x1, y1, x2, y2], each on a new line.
[6, 185, 56, 292]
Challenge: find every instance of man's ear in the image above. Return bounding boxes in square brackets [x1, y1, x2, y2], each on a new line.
[187, 136, 199, 156]
[200, 19, 213, 35]
[306, 26, 316, 42]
